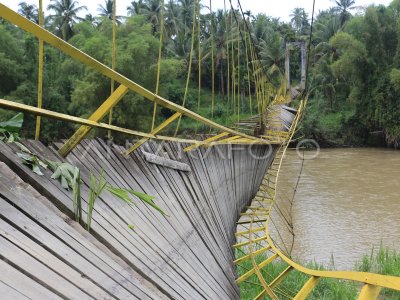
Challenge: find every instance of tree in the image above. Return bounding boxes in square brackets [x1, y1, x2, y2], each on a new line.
[164, 0, 181, 38]
[334, 0, 357, 25]
[18, 2, 39, 23]
[97, 0, 123, 23]
[127, 0, 146, 16]
[142, 0, 162, 35]
[47, 0, 87, 40]
[290, 7, 309, 35]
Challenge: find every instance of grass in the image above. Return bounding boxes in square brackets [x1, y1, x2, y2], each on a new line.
[237, 245, 400, 299]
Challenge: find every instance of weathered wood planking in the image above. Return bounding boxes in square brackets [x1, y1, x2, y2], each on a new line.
[0, 139, 275, 299]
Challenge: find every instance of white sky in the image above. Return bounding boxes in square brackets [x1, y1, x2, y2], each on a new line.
[0, 0, 393, 22]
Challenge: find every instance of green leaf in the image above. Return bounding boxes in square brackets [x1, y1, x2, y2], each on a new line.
[32, 164, 44, 176]
[106, 186, 134, 205]
[127, 189, 167, 216]
[15, 142, 32, 154]
[46, 160, 61, 172]
[127, 224, 136, 231]
[106, 186, 167, 216]
[61, 176, 69, 189]
[0, 113, 23, 133]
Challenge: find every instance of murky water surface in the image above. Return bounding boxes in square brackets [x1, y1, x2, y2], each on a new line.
[278, 148, 400, 269]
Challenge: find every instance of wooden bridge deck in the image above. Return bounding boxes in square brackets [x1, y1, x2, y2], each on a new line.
[0, 139, 275, 299]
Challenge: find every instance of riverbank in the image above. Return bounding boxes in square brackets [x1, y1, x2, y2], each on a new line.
[237, 245, 400, 299]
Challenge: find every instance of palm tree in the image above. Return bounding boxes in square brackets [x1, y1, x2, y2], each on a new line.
[47, 0, 87, 40]
[290, 7, 309, 34]
[164, 0, 181, 38]
[258, 31, 285, 78]
[127, 0, 146, 16]
[97, 0, 123, 23]
[142, 0, 162, 35]
[18, 2, 39, 23]
[334, 0, 357, 25]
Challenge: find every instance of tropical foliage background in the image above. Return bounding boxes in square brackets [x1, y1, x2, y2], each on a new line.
[2, 0, 400, 147]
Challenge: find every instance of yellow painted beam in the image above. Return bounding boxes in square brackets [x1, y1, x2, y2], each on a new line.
[293, 276, 320, 300]
[357, 284, 381, 300]
[183, 132, 229, 152]
[123, 112, 181, 155]
[235, 227, 265, 237]
[58, 85, 129, 157]
[0, 99, 199, 144]
[270, 266, 293, 288]
[0, 4, 266, 144]
[35, 0, 44, 140]
[234, 246, 271, 265]
[107, 0, 118, 139]
[232, 236, 267, 248]
[236, 253, 279, 284]
[253, 266, 293, 300]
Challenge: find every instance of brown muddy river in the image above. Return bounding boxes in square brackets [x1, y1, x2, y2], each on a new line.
[277, 148, 400, 270]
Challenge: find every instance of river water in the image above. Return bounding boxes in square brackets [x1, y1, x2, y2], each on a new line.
[277, 148, 400, 270]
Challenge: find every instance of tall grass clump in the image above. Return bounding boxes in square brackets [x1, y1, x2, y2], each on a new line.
[356, 244, 400, 299]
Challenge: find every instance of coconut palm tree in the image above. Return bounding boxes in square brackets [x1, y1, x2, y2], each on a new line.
[258, 31, 285, 78]
[164, 0, 181, 38]
[142, 0, 162, 35]
[290, 7, 309, 34]
[47, 0, 87, 40]
[127, 0, 146, 16]
[334, 0, 357, 25]
[97, 0, 123, 23]
[18, 2, 39, 23]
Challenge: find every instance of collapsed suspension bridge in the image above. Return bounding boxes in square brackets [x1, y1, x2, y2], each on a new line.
[0, 1, 399, 299]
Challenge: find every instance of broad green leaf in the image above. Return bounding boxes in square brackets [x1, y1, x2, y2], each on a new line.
[0, 113, 23, 133]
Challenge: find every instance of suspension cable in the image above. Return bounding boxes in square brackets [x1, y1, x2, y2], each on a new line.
[174, 0, 198, 136]
[151, 0, 165, 131]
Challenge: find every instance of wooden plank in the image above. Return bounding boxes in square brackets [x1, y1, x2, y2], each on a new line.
[0, 235, 93, 299]
[0, 142, 172, 299]
[66, 140, 204, 299]
[142, 150, 191, 172]
[0, 260, 60, 300]
[0, 281, 30, 300]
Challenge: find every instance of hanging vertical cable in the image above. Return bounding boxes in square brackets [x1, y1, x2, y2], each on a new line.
[35, 0, 44, 140]
[151, 0, 165, 130]
[174, 0, 198, 136]
[237, 17, 240, 125]
[210, 0, 215, 119]
[224, 0, 230, 122]
[245, 31, 252, 115]
[197, 0, 201, 114]
[108, 0, 117, 139]
[230, 11, 236, 126]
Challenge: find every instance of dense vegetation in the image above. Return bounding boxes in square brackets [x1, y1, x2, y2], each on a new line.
[1, 0, 400, 147]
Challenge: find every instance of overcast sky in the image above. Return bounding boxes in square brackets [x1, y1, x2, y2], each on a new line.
[0, 0, 394, 22]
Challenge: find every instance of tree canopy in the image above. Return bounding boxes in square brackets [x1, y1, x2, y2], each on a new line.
[1, 0, 400, 147]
